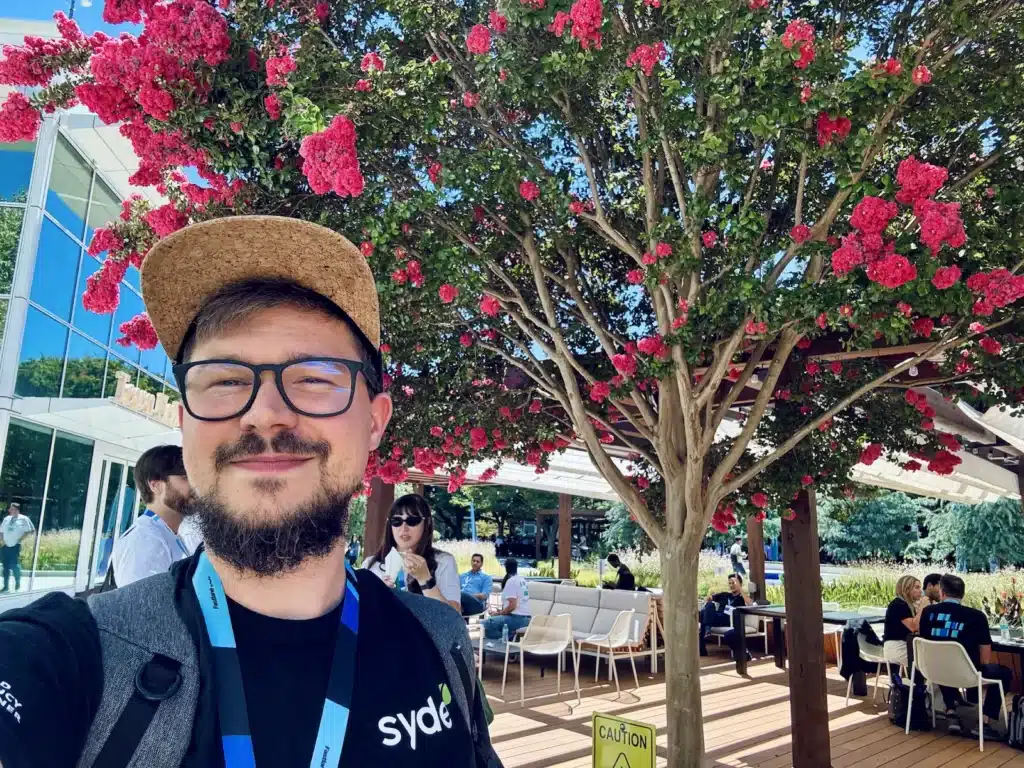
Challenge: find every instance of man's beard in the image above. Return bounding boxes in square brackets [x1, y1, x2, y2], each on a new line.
[183, 431, 357, 576]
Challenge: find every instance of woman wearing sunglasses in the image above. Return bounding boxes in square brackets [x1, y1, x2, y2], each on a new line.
[363, 494, 462, 612]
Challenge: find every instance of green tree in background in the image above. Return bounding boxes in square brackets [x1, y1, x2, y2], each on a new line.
[914, 497, 1024, 570]
[818, 492, 922, 563]
[603, 502, 656, 554]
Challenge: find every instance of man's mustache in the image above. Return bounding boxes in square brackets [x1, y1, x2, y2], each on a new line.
[214, 431, 331, 469]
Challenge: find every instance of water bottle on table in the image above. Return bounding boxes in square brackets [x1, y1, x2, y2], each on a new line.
[1000, 615, 1010, 641]
[501, 623, 509, 643]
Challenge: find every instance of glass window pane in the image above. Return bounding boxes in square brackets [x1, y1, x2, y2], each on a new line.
[0, 298, 8, 351]
[46, 134, 91, 241]
[93, 461, 124, 583]
[104, 354, 138, 398]
[72, 255, 113, 345]
[30, 218, 80, 321]
[112, 287, 144, 364]
[85, 178, 121, 248]
[0, 419, 53, 593]
[0, 140, 34, 203]
[139, 343, 168, 381]
[16, 308, 68, 398]
[0, 206, 23, 294]
[34, 431, 92, 587]
[119, 469, 138, 535]
[62, 333, 107, 399]
[137, 372, 162, 399]
[124, 265, 140, 291]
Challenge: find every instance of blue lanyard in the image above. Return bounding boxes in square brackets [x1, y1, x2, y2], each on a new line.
[142, 509, 189, 555]
[191, 552, 360, 768]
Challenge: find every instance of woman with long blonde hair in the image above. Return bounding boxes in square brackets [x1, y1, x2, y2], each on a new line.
[883, 574, 922, 667]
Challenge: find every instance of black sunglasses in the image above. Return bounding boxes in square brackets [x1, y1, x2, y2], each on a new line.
[390, 514, 424, 528]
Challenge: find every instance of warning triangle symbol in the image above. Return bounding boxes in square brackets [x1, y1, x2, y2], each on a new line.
[611, 753, 632, 768]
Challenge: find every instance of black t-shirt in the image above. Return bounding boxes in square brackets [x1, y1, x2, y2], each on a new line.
[711, 591, 747, 610]
[919, 600, 992, 669]
[0, 557, 477, 768]
[884, 597, 914, 643]
[616, 566, 636, 591]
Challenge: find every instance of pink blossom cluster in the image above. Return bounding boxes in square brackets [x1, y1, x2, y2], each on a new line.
[589, 381, 612, 403]
[438, 284, 459, 303]
[88, 227, 124, 257]
[895, 156, 948, 205]
[816, 113, 851, 146]
[299, 114, 365, 198]
[519, 180, 540, 201]
[790, 224, 811, 243]
[625, 42, 666, 77]
[874, 58, 902, 77]
[931, 265, 961, 290]
[0, 93, 42, 143]
[116, 313, 159, 350]
[266, 54, 297, 87]
[569, 0, 604, 49]
[489, 10, 509, 32]
[145, 0, 231, 67]
[466, 24, 491, 55]
[914, 199, 966, 256]
[637, 335, 669, 359]
[82, 258, 127, 314]
[104, 0, 156, 25]
[360, 52, 385, 72]
[966, 269, 1024, 316]
[480, 295, 501, 317]
[143, 203, 188, 238]
[865, 253, 917, 289]
[264, 93, 282, 119]
[781, 20, 815, 69]
[711, 503, 737, 534]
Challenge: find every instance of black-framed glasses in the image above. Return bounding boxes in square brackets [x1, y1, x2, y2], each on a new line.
[172, 358, 371, 422]
[390, 514, 423, 528]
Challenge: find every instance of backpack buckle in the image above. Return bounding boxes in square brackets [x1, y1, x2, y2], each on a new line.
[134, 654, 183, 702]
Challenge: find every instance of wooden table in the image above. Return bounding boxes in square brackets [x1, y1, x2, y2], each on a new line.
[732, 604, 885, 675]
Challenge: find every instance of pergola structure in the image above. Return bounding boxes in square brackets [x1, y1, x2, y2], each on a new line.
[362, 333, 1024, 767]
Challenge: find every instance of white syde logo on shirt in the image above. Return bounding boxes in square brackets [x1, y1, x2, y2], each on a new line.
[378, 683, 454, 750]
[0, 680, 23, 723]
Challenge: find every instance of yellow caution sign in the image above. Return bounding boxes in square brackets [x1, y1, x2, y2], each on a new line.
[592, 712, 656, 768]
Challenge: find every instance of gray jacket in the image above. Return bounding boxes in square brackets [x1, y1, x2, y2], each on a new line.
[77, 571, 501, 767]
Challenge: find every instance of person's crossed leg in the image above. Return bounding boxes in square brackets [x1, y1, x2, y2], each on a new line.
[699, 601, 730, 656]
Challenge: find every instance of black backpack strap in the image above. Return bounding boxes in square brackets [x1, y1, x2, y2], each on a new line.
[449, 644, 500, 767]
[92, 653, 183, 768]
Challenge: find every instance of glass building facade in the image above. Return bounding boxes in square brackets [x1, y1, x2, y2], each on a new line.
[0, 121, 180, 604]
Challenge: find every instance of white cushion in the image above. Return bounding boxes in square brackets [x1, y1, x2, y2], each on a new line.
[528, 582, 557, 602]
[553, 585, 601, 607]
[589, 608, 622, 637]
[598, 589, 651, 616]
[530, 600, 553, 617]
[550, 604, 598, 635]
[709, 625, 762, 636]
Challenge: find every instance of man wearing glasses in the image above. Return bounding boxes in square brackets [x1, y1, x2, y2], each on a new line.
[0, 217, 501, 768]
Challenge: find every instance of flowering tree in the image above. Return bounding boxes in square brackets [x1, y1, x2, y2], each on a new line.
[3, 0, 1024, 761]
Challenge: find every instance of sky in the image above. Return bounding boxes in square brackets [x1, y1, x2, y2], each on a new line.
[4, 0, 130, 36]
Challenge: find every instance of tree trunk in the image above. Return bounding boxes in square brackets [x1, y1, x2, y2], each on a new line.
[660, 538, 705, 767]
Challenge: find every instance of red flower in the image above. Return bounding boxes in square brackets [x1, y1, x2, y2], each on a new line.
[727, 367, 742, 381]
[462, 92, 480, 108]
[896, 156, 948, 205]
[625, 42, 667, 77]
[438, 284, 459, 304]
[88, 227, 124, 257]
[816, 113, 851, 146]
[360, 241, 374, 257]
[626, 269, 644, 285]
[549, 11, 572, 36]
[979, 336, 1002, 356]
[781, 20, 815, 69]
[299, 115, 364, 198]
[851, 196, 899, 235]
[830, 235, 866, 277]
[82, 262, 122, 314]
[589, 381, 612, 402]
[931, 265, 961, 290]
[914, 199, 966, 255]
[469, 427, 489, 451]
[379, 459, 409, 485]
[466, 24, 491, 55]
[391, 269, 408, 285]
[928, 449, 961, 476]
[144, 204, 188, 238]
[264, 93, 282, 120]
[480, 295, 501, 317]
[782, 508, 797, 521]
[266, 54, 297, 87]
[315, 2, 329, 22]
[805, 360, 820, 376]
[489, 10, 509, 32]
[427, 161, 443, 185]
[641, 252, 656, 266]
[569, 0, 604, 50]
[830, 361, 842, 375]
[655, 242, 672, 258]
[459, 332, 474, 347]
[794, 42, 816, 69]
[519, 180, 540, 201]
[865, 253, 917, 289]
[800, 475, 813, 487]
[748, 0, 769, 9]
[800, 84, 812, 103]
[529, 398, 543, 414]
[116, 313, 159, 350]
[912, 317, 935, 338]
[911, 65, 932, 86]
[966, 268, 1024, 310]
[361, 52, 385, 72]
[0, 93, 41, 143]
[745, 320, 767, 335]
[702, 231, 718, 248]
[637, 335, 669, 359]
[796, 336, 812, 350]
[904, 460, 922, 472]
[138, 84, 175, 121]
[790, 224, 811, 243]
[752, 492, 769, 509]
[355, 79, 372, 92]
[612, 353, 637, 377]
[877, 58, 903, 76]
[859, 443, 883, 465]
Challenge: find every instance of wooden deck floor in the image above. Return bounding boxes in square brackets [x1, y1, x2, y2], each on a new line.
[482, 649, 1024, 768]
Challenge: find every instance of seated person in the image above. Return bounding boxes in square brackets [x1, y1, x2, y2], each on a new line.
[605, 553, 636, 591]
[919, 574, 1012, 735]
[919, 572, 942, 610]
[699, 573, 752, 658]
[482, 558, 531, 640]
[883, 575, 922, 668]
[459, 552, 494, 615]
[363, 494, 461, 612]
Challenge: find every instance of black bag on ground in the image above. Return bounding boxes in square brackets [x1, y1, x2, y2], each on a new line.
[1008, 694, 1024, 749]
[888, 677, 932, 731]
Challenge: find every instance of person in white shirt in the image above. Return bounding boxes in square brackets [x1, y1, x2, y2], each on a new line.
[111, 445, 193, 586]
[0, 503, 35, 593]
[363, 493, 461, 611]
[729, 537, 746, 576]
[176, 514, 204, 555]
[482, 558, 531, 639]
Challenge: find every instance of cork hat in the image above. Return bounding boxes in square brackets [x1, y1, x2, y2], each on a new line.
[141, 216, 380, 360]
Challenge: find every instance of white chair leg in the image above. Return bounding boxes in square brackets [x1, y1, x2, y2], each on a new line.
[979, 681, 984, 751]
[1000, 681, 1009, 730]
[845, 675, 853, 706]
[629, 652, 640, 692]
[905, 663, 916, 735]
[520, 652, 525, 708]
[594, 645, 600, 681]
[608, 646, 613, 681]
[502, 643, 511, 696]
[611, 648, 620, 696]
[836, 633, 842, 670]
[557, 651, 562, 696]
[930, 682, 935, 728]
[572, 641, 581, 706]
[872, 661, 881, 704]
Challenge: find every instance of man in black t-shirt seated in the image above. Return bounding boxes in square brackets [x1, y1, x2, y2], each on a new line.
[918, 574, 1012, 734]
[699, 573, 752, 657]
[605, 553, 636, 591]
